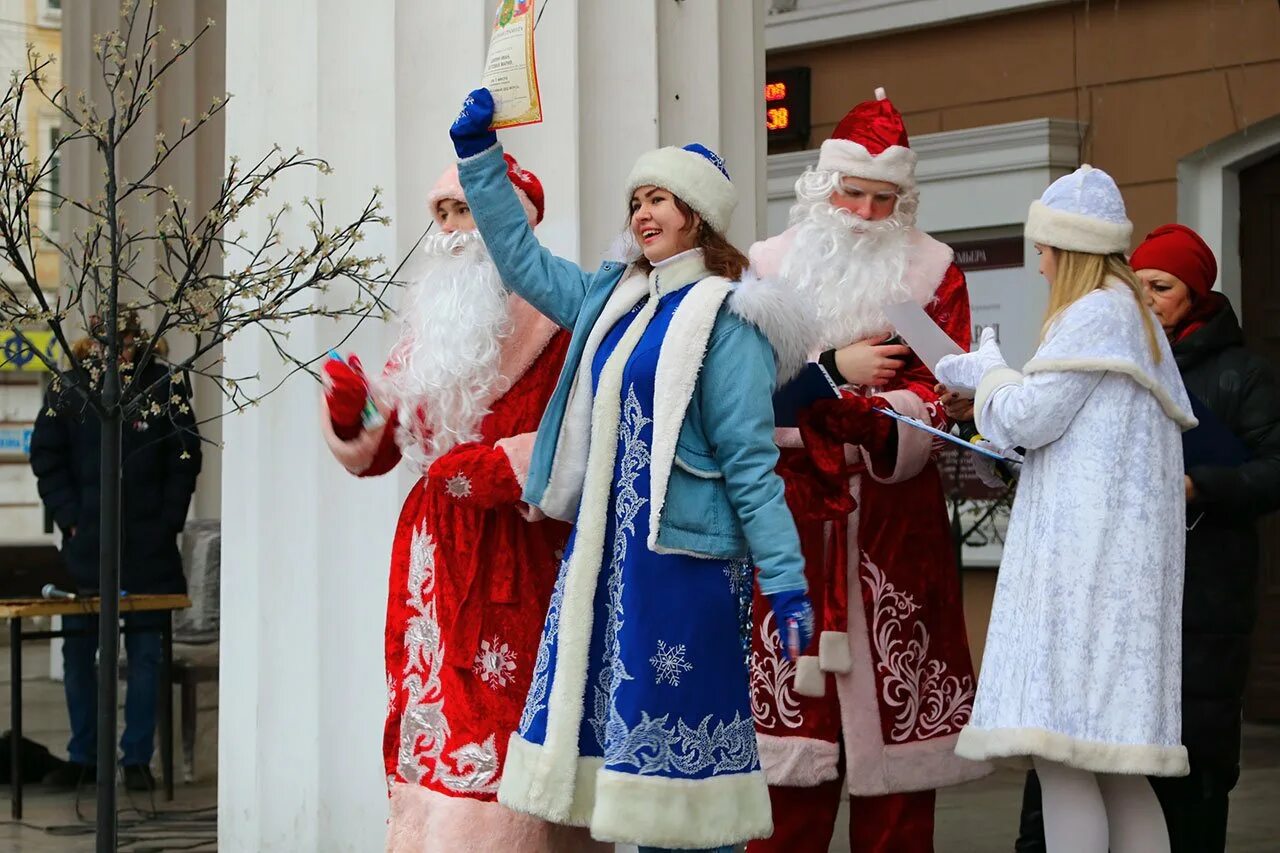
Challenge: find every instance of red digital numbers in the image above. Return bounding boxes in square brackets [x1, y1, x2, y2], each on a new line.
[765, 82, 788, 102]
[766, 107, 791, 132]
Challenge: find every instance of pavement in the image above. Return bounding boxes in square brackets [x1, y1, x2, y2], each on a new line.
[2, 640, 1277, 851]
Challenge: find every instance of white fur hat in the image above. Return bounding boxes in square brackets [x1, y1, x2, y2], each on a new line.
[1025, 165, 1132, 255]
[625, 143, 738, 234]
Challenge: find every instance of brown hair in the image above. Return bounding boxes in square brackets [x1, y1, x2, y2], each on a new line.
[1042, 248, 1163, 363]
[632, 195, 749, 281]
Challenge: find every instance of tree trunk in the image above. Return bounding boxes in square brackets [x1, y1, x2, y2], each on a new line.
[96, 393, 122, 851]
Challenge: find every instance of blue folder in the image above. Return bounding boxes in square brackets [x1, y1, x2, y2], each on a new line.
[772, 362, 841, 428]
[1182, 393, 1250, 469]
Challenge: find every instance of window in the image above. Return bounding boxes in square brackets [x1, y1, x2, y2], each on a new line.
[39, 0, 62, 28]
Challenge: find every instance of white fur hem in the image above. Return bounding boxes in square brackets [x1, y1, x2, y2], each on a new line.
[1022, 357, 1198, 429]
[757, 734, 841, 787]
[955, 725, 1189, 777]
[497, 734, 605, 828]
[591, 768, 772, 848]
[818, 631, 852, 673]
[793, 655, 826, 697]
[1025, 199, 1132, 255]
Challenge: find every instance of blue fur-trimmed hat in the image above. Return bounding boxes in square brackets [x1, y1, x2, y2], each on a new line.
[625, 143, 738, 234]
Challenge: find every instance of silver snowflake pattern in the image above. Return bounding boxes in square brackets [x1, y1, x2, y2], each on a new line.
[445, 474, 472, 499]
[473, 636, 518, 689]
[650, 640, 693, 687]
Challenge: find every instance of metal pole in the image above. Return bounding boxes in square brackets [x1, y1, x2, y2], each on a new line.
[96, 388, 122, 850]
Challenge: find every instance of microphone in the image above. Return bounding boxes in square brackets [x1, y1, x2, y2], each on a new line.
[41, 584, 77, 601]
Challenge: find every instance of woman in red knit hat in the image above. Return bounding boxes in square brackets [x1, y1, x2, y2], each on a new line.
[1128, 224, 1280, 853]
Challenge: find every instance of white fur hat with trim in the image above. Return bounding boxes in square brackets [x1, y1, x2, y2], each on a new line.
[1025, 165, 1132, 255]
[625, 143, 738, 234]
[817, 87, 916, 189]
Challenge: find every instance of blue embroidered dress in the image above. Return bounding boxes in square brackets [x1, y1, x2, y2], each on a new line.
[516, 276, 763, 848]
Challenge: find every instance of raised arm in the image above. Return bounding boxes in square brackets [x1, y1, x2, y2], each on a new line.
[452, 90, 594, 330]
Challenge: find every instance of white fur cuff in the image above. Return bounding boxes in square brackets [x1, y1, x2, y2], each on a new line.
[818, 631, 852, 673]
[793, 655, 827, 698]
[1025, 200, 1132, 255]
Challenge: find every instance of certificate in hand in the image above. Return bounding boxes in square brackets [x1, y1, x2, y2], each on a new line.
[882, 300, 964, 374]
[482, 0, 543, 129]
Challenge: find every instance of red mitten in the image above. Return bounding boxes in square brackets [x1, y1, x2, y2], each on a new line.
[798, 393, 893, 478]
[323, 354, 368, 441]
[426, 442, 523, 510]
[777, 450, 857, 522]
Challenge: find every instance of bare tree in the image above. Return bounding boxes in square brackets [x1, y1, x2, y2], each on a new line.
[0, 3, 397, 847]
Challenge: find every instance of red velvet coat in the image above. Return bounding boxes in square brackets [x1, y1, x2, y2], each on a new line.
[747, 232, 993, 797]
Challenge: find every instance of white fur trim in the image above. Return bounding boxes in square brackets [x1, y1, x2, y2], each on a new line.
[538, 272, 649, 521]
[817, 139, 917, 189]
[626, 147, 738, 234]
[975, 366, 1024, 428]
[728, 268, 812, 383]
[646, 277, 734, 554]
[818, 630, 852, 673]
[497, 735, 606, 828]
[1025, 199, 1132, 255]
[509, 287, 663, 822]
[862, 389, 932, 485]
[430, 161, 538, 226]
[386, 783, 607, 853]
[756, 734, 841, 787]
[793, 655, 827, 698]
[591, 768, 772, 848]
[955, 725, 1189, 778]
[1022, 357, 1198, 429]
[319, 396, 392, 476]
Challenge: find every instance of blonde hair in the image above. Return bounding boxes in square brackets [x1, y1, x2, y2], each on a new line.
[1042, 249, 1163, 363]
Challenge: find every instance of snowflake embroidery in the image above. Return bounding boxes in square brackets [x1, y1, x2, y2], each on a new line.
[445, 474, 472, 499]
[473, 636, 518, 689]
[650, 640, 693, 687]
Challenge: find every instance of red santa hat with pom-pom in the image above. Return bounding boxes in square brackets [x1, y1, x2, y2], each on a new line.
[817, 87, 916, 189]
[427, 153, 545, 227]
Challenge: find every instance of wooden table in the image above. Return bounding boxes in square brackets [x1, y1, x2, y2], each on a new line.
[0, 594, 190, 819]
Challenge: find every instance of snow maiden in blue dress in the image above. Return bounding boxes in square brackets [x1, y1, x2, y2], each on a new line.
[450, 89, 814, 852]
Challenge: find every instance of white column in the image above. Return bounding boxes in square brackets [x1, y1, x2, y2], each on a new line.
[220, 3, 764, 850]
[220, 1, 402, 850]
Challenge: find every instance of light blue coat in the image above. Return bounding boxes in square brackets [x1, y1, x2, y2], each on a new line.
[458, 143, 805, 594]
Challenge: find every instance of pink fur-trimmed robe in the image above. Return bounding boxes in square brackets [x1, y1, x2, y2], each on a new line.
[323, 296, 607, 853]
[746, 228, 993, 796]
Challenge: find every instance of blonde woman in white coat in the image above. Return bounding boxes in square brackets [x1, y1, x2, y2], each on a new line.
[934, 166, 1196, 853]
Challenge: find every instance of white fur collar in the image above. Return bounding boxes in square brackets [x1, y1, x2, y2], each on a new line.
[727, 268, 813, 383]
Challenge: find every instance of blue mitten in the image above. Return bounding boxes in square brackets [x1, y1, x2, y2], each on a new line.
[767, 588, 815, 661]
[450, 88, 498, 159]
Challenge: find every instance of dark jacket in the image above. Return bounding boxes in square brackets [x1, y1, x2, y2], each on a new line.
[29, 359, 202, 595]
[1174, 296, 1280, 774]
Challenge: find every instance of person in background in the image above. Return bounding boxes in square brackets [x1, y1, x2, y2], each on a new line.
[934, 166, 1196, 853]
[29, 313, 201, 792]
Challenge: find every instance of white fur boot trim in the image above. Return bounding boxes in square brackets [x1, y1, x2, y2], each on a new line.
[590, 768, 772, 848]
[818, 631, 852, 673]
[793, 654, 826, 698]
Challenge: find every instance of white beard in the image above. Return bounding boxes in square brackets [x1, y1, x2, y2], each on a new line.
[782, 195, 917, 351]
[386, 230, 511, 472]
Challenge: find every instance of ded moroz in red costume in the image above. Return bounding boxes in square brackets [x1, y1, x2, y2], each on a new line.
[747, 89, 992, 853]
[322, 158, 605, 853]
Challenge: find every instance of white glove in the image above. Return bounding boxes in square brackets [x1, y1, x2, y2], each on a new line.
[934, 327, 1008, 396]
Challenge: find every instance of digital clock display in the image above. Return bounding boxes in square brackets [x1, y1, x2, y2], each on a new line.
[764, 67, 810, 146]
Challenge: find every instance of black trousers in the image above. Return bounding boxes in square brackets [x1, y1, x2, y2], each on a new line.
[1014, 763, 1238, 853]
